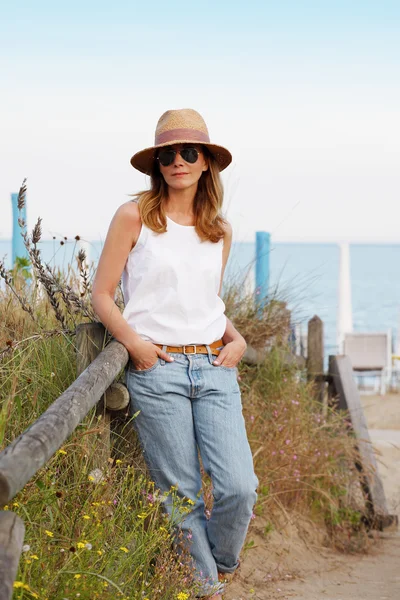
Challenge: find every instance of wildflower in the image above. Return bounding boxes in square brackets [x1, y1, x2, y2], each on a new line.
[272, 451, 276, 455]
[250, 511, 256, 520]
[13, 502, 19, 507]
[77, 542, 85, 549]
[74, 574, 81, 579]
[88, 468, 104, 483]
[58, 449, 67, 455]
[293, 455, 297, 460]
[22, 544, 30, 552]
[285, 439, 291, 445]
[85, 543, 92, 550]
[176, 593, 189, 600]
[31, 555, 39, 560]
[250, 415, 255, 422]
[186, 498, 195, 506]
[50, 372, 55, 378]
[120, 547, 129, 553]
[97, 550, 103, 556]
[44, 530, 54, 537]
[187, 532, 192, 539]
[137, 513, 147, 519]
[115, 459, 122, 465]
[83, 515, 90, 520]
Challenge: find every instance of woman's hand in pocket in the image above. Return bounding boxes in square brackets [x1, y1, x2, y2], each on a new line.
[128, 339, 174, 371]
[212, 339, 247, 368]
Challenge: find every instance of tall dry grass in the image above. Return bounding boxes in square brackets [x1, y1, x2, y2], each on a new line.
[0, 190, 370, 598]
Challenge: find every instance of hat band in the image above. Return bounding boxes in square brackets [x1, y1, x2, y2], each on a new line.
[156, 128, 210, 145]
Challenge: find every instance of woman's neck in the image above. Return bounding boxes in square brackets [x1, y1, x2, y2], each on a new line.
[164, 186, 197, 220]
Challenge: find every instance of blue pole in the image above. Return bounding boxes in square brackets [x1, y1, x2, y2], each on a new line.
[11, 192, 29, 265]
[255, 231, 270, 309]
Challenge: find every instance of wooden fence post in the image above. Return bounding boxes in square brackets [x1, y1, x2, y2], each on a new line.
[0, 511, 25, 600]
[76, 323, 111, 468]
[75, 323, 130, 468]
[307, 315, 324, 403]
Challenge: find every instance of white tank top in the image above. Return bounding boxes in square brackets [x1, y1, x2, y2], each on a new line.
[121, 213, 227, 345]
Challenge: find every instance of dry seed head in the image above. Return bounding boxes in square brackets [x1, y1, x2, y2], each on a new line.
[17, 179, 27, 210]
[32, 218, 42, 244]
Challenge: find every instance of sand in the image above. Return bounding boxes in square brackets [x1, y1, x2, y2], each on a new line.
[225, 392, 400, 600]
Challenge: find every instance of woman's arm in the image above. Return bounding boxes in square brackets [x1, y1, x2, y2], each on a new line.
[214, 222, 247, 367]
[91, 202, 172, 368]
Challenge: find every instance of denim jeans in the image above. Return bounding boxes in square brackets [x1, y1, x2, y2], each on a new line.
[125, 346, 259, 596]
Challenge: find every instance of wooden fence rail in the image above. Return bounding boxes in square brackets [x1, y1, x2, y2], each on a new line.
[0, 336, 128, 506]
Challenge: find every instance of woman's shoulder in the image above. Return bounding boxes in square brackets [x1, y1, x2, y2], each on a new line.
[222, 219, 232, 240]
[113, 200, 142, 248]
[115, 199, 141, 221]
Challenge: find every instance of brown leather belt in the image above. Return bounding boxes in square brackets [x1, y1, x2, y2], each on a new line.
[155, 339, 223, 357]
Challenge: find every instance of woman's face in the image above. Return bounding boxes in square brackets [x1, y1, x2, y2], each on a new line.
[157, 144, 208, 191]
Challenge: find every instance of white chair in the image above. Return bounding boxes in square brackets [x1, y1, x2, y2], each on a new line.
[343, 330, 392, 395]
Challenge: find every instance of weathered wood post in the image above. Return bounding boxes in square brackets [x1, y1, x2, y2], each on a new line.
[307, 315, 325, 403]
[328, 355, 397, 529]
[75, 323, 130, 467]
[0, 511, 25, 600]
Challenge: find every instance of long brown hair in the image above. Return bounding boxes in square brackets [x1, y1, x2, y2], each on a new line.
[132, 148, 227, 243]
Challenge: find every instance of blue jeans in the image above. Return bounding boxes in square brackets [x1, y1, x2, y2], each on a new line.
[125, 346, 258, 596]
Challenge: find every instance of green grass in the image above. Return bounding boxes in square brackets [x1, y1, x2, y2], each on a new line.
[0, 221, 370, 599]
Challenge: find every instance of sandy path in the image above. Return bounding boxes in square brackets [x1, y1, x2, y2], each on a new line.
[225, 392, 400, 600]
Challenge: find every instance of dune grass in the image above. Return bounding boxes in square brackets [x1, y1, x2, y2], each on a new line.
[0, 202, 369, 598]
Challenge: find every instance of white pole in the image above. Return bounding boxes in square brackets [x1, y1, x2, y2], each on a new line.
[337, 242, 353, 354]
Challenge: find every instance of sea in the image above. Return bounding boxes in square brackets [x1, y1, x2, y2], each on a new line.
[1, 238, 400, 361]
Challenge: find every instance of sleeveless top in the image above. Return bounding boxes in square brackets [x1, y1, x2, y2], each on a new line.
[121, 214, 227, 345]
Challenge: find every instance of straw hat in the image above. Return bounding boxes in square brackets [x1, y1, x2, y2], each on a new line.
[130, 108, 232, 175]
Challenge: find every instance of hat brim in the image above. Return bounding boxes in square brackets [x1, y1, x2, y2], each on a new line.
[130, 140, 232, 175]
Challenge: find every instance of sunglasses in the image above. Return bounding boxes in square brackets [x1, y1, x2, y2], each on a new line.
[157, 146, 201, 167]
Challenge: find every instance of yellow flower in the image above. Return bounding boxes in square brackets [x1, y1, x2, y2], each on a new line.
[186, 498, 195, 505]
[176, 593, 189, 600]
[97, 550, 103, 556]
[88, 475, 95, 482]
[13, 582, 31, 591]
[3, 505, 8, 510]
[77, 542, 85, 549]
[74, 574, 81, 579]
[44, 530, 54, 537]
[115, 459, 122, 464]
[58, 449, 67, 455]
[119, 547, 129, 553]
[13, 502, 19, 507]
[83, 515, 90, 520]
[31, 555, 39, 560]
[25, 559, 32, 564]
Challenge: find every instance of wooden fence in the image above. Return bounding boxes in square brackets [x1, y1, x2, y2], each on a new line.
[0, 316, 396, 599]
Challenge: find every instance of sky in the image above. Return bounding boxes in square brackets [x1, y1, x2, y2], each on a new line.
[1, 0, 400, 243]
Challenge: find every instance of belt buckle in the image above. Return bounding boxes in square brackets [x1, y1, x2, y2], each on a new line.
[183, 345, 196, 355]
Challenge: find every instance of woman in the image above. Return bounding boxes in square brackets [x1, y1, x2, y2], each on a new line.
[91, 108, 258, 598]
